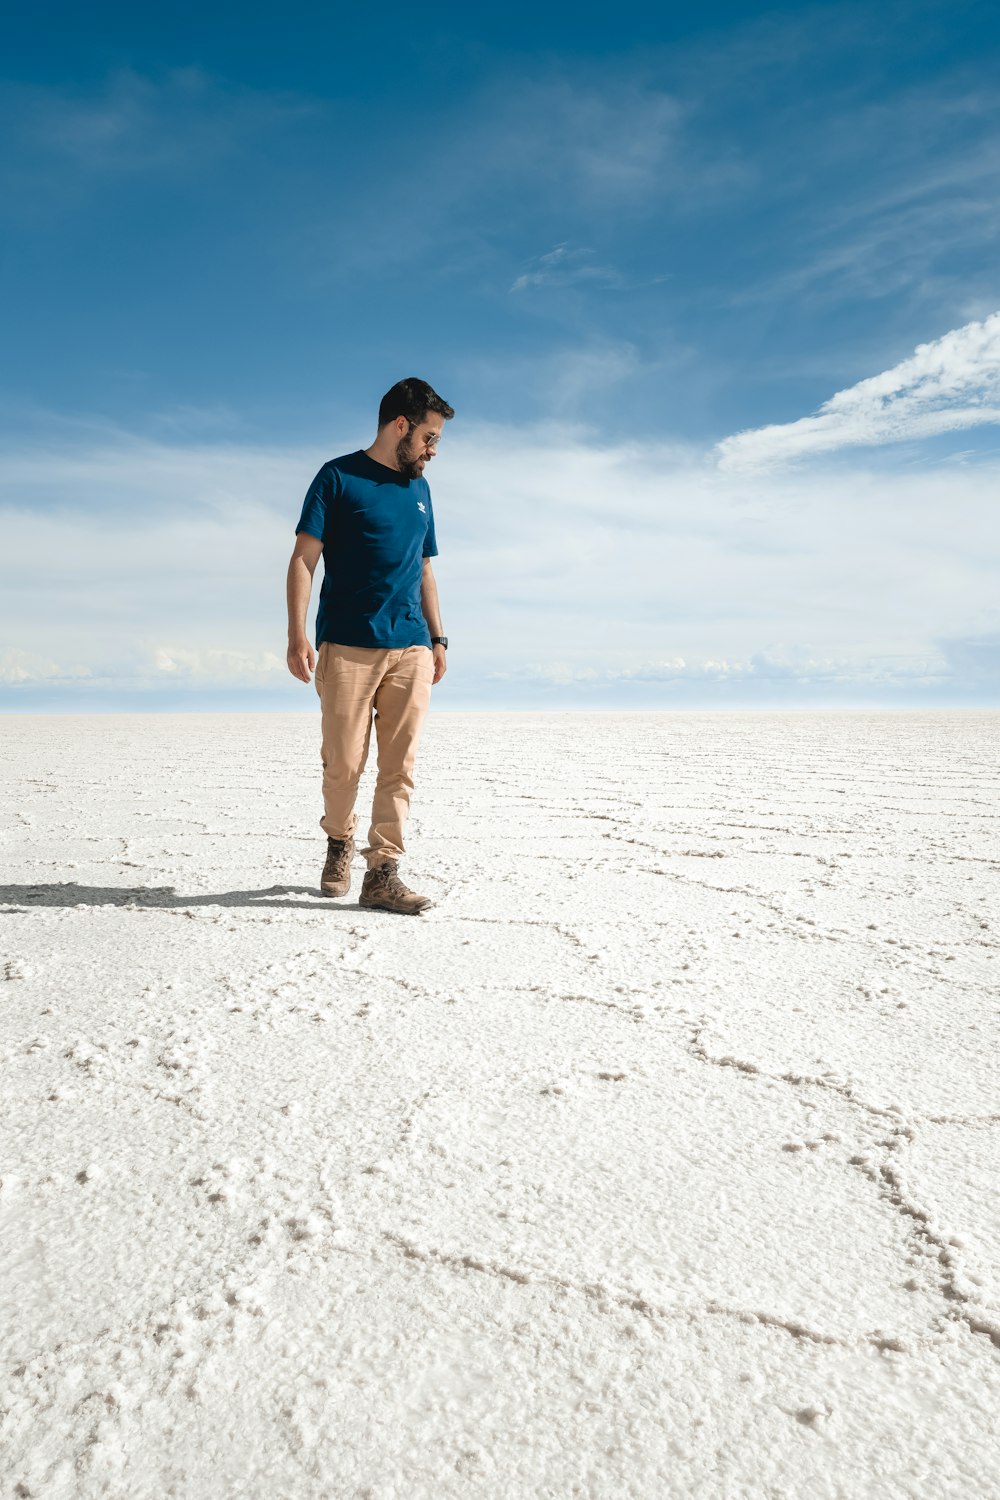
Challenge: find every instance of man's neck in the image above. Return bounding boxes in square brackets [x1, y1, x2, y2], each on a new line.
[364, 442, 402, 472]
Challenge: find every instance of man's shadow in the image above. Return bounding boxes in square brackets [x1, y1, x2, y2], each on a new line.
[0, 883, 349, 913]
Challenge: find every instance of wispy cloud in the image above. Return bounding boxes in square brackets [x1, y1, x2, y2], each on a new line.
[291, 70, 692, 287]
[488, 648, 953, 688]
[153, 647, 286, 678]
[0, 67, 321, 218]
[0, 648, 93, 685]
[511, 244, 624, 293]
[1, 644, 285, 688]
[717, 311, 1000, 468]
[490, 74, 684, 207]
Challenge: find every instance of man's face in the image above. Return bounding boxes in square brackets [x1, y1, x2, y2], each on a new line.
[395, 414, 443, 479]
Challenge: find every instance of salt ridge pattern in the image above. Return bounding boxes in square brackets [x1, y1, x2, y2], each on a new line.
[1, 710, 999, 1498]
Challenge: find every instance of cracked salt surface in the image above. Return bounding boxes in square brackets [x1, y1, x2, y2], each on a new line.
[1, 710, 999, 1498]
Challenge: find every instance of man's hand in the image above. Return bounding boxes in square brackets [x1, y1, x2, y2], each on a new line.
[431, 644, 447, 685]
[287, 638, 316, 683]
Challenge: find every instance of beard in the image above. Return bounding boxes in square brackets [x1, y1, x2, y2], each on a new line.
[394, 434, 424, 481]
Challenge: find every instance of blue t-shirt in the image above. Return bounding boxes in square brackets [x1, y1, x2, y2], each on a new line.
[295, 449, 439, 649]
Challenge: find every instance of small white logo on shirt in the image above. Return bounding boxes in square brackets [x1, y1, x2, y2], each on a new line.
[417, 501, 426, 513]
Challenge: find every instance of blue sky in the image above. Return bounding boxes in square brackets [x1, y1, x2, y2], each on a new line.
[2, 0, 999, 709]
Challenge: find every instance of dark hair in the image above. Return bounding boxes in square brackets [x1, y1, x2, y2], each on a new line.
[378, 377, 454, 429]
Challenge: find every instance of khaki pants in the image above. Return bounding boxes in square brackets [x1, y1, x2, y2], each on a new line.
[313, 641, 434, 868]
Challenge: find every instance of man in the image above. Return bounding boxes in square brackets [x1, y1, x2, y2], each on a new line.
[286, 377, 452, 915]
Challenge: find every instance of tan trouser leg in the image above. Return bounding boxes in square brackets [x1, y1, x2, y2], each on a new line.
[364, 645, 434, 868]
[314, 643, 433, 864]
[314, 642, 379, 843]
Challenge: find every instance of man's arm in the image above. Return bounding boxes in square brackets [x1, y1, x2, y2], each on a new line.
[287, 533, 323, 682]
[421, 557, 447, 685]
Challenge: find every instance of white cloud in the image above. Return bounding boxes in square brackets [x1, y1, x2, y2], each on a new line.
[0, 649, 90, 684]
[0, 643, 284, 690]
[153, 647, 285, 678]
[511, 244, 623, 293]
[488, 650, 952, 688]
[1, 412, 998, 705]
[717, 311, 1000, 468]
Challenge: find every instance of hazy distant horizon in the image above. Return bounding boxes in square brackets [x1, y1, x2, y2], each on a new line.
[3, 702, 1000, 717]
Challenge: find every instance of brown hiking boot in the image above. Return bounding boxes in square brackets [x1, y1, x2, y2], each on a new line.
[320, 835, 355, 897]
[359, 860, 433, 914]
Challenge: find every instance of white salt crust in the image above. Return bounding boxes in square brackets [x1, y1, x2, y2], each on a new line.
[1, 710, 999, 1498]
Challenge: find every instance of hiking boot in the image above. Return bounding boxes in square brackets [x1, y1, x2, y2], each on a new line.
[320, 835, 355, 897]
[359, 860, 433, 915]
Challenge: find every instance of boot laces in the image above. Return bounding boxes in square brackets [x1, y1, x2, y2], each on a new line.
[376, 862, 408, 897]
[325, 838, 351, 877]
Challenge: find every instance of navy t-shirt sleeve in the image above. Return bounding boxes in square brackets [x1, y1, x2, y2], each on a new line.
[296, 463, 333, 540]
[422, 485, 439, 558]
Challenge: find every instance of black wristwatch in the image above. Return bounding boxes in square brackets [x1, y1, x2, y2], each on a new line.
[431, 636, 448, 650]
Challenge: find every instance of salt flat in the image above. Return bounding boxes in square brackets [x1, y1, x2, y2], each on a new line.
[1, 709, 999, 1499]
